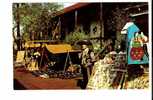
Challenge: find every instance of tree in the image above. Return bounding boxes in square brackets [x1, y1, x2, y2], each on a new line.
[13, 3, 21, 50]
[13, 3, 63, 50]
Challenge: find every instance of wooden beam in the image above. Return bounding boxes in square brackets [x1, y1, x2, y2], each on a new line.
[124, 4, 148, 11]
[75, 10, 78, 29]
[100, 3, 104, 48]
[130, 11, 148, 17]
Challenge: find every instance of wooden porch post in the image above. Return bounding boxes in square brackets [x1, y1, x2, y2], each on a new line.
[59, 17, 61, 34]
[75, 10, 78, 29]
[100, 3, 104, 48]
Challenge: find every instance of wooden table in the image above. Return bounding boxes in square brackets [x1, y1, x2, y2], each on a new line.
[14, 67, 82, 90]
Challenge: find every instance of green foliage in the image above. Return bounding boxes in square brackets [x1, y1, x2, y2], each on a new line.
[64, 31, 89, 44]
[13, 3, 63, 41]
[22, 32, 30, 41]
[92, 42, 101, 53]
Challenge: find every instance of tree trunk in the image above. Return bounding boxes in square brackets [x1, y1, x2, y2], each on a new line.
[16, 3, 21, 50]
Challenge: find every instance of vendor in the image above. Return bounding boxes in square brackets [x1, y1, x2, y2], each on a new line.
[80, 44, 95, 89]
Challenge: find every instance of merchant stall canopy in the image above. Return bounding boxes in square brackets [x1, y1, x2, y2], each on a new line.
[44, 43, 81, 71]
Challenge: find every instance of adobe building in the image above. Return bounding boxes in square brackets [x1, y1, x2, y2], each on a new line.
[51, 2, 148, 49]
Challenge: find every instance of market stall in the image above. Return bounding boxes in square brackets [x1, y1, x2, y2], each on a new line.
[87, 51, 127, 89]
[35, 44, 83, 79]
[87, 21, 149, 89]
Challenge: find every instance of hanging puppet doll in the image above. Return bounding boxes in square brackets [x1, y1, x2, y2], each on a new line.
[121, 22, 149, 64]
